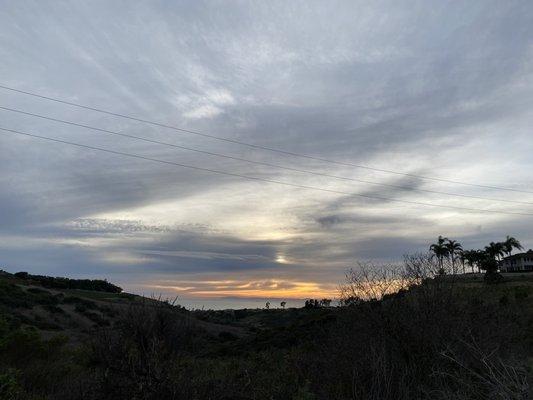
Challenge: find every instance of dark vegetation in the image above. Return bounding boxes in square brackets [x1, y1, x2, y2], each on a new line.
[1, 239, 532, 399]
[429, 235, 524, 278]
[12, 272, 122, 293]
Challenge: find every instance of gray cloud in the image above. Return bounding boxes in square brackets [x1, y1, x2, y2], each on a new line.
[1, 0, 533, 307]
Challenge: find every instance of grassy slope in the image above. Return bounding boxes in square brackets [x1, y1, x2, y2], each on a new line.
[0, 271, 245, 343]
[3, 268, 533, 351]
[4, 272, 533, 336]
[2, 270, 533, 399]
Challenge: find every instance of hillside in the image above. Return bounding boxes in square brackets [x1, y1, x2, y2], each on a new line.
[1, 269, 533, 399]
[0, 270, 246, 344]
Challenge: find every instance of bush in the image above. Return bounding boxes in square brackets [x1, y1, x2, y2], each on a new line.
[89, 302, 197, 399]
[81, 311, 109, 327]
[293, 382, 316, 400]
[514, 286, 530, 301]
[0, 281, 33, 308]
[44, 304, 65, 315]
[484, 271, 504, 284]
[14, 273, 122, 293]
[0, 314, 90, 399]
[0, 369, 22, 400]
[499, 295, 509, 306]
[64, 296, 98, 309]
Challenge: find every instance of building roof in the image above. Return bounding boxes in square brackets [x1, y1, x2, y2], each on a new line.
[503, 249, 533, 261]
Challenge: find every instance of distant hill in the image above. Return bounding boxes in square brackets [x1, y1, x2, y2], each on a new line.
[0, 270, 245, 343]
[11, 271, 123, 293]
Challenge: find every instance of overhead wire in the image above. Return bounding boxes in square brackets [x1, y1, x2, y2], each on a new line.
[1, 105, 532, 206]
[1, 126, 532, 217]
[1, 84, 531, 194]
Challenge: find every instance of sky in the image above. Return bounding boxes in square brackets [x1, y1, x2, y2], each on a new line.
[1, 1, 533, 309]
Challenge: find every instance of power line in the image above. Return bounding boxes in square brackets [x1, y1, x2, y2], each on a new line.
[1, 125, 532, 217]
[1, 83, 531, 195]
[2, 105, 533, 207]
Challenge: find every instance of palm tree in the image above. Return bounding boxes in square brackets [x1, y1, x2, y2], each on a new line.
[476, 248, 499, 273]
[485, 242, 505, 261]
[446, 239, 463, 274]
[503, 236, 523, 257]
[430, 236, 449, 272]
[458, 250, 467, 274]
[465, 249, 486, 273]
[462, 250, 476, 273]
[475, 250, 484, 273]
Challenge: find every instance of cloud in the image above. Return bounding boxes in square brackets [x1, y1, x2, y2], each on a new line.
[316, 215, 343, 228]
[1, 1, 533, 307]
[183, 104, 223, 120]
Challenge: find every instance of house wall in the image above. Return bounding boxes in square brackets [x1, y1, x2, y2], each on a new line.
[501, 255, 533, 272]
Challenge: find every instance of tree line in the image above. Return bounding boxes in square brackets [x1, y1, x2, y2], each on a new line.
[429, 235, 523, 276]
[13, 272, 123, 293]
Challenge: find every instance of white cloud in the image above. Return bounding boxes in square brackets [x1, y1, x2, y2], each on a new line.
[183, 104, 223, 119]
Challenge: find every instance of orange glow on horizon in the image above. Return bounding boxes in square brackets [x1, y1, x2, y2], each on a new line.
[148, 279, 337, 299]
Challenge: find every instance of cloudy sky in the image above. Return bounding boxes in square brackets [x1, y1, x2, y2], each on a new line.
[1, 1, 533, 308]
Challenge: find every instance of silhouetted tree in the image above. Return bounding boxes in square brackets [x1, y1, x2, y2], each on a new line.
[265, 301, 270, 309]
[458, 250, 467, 274]
[320, 299, 332, 307]
[304, 299, 320, 309]
[446, 239, 463, 274]
[462, 250, 481, 273]
[503, 236, 523, 257]
[280, 301, 286, 309]
[485, 242, 505, 262]
[12, 272, 122, 293]
[340, 295, 361, 306]
[430, 236, 449, 272]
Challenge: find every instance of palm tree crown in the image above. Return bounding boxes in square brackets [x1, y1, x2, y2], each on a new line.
[503, 235, 523, 257]
[462, 250, 479, 273]
[445, 239, 463, 274]
[440, 236, 524, 275]
[446, 240, 463, 253]
[485, 242, 505, 261]
[430, 236, 449, 270]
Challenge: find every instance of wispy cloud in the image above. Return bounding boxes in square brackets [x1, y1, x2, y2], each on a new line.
[1, 1, 533, 307]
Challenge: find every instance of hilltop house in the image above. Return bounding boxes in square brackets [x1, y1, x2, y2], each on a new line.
[500, 250, 533, 272]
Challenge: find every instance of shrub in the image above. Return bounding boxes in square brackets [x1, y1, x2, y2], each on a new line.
[514, 286, 530, 301]
[218, 331, 238, 342]
[499, 295, 509, 306]
[74, 304, 87, 313]
[293, 382, 316, 400]
[43, 304, 65, 314]
[14, 273, 122, 293]
[81, 311, 109, 327]
[65, 297, 99, 310]
[0, 369, 22, 400]
[484, 271, 504, 284]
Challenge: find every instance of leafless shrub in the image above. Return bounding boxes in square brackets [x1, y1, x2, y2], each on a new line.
[340, 262, 407, 303]
[340, 253, 458, 305]
[402, 252, 453, 284]
[428, 340, 528, 400]
[90, 297, 196, 399]
[325, 253, 493, 399]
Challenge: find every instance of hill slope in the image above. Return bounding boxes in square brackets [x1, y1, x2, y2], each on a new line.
[0, 270, 245, 343]
[2, 269, 533, 399]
